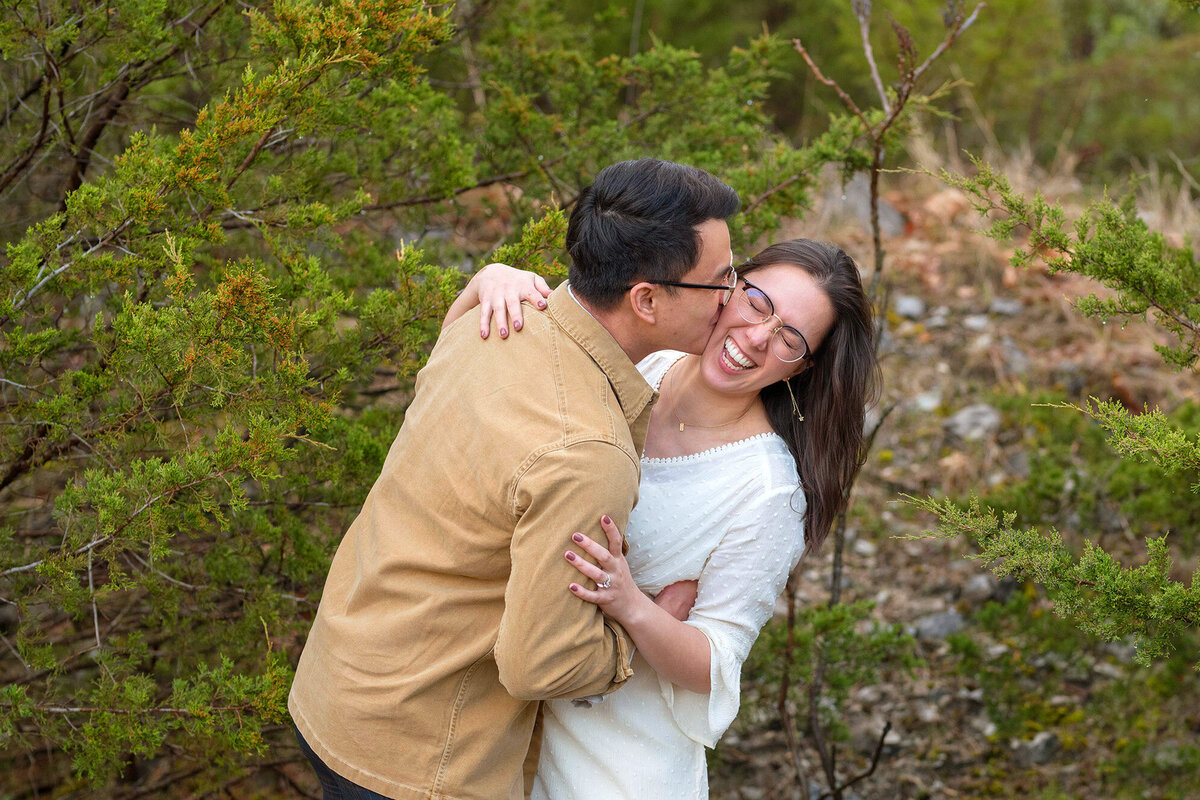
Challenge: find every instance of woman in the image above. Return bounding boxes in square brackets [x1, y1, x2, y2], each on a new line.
[444, 239, 879, 798]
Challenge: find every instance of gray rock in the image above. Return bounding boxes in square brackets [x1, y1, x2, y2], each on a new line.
[986, 643, 1010, 660]
[852, 715, 900, 754]
[824, 172, 906, 237]
[863, 405, 884, 436]
[1006, 450, 1031, 480]
[926, 306, 950, 328]
[894, 294, 926, 319]
[969, 713, 998, 737]
[853, 538, 878, 557]
[945, 403, 1002, 441]
[1102, 640, 1136, 663]
[1000, 336, 1031, 375]
[854, 685, 884, 706]
[960, 688, 985, 703]
[962, 314, 990, 331]
[1013, 731, 1060, 766]
[913, 388, 942, 413]
[1151, 739, 1185, 769]
[917, 703, 942, 723]
[989, 297, 1024, 316]
[914, 610, 965, 640]
[963, 573, 999, 603]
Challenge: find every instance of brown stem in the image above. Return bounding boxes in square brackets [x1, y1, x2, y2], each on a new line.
[792, 39, 872, 135]
[866, 146, 885, 297]
[807, 641, 836, 789]
[776, 571, 812, 800]
[58, 73, 132, 207]
[744, 174, 808, 216]
[856, 1, 890, 115]
[0, 82, 53, 194]
[836, 721, 892, 794]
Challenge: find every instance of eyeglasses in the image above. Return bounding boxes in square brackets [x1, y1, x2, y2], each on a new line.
[736, 279, 811, 363]
[625, 264, 738, 306]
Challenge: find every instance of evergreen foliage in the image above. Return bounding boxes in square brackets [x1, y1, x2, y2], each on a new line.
[910, 157, 1200, 668]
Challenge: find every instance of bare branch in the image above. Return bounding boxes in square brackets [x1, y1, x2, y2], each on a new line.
[854, 0, 890, 115]
[0, 80, 53, 194]
[907, 4, 984, 92]
[836, 721, 893, 793]
[792, 39, 872, 135]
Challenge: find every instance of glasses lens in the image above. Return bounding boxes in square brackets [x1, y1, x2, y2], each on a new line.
[738, 286, 771, 324]
[772, 327, 809, 363]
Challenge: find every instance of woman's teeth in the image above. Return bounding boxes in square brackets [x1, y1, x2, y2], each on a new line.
[722, 337, 756, 370]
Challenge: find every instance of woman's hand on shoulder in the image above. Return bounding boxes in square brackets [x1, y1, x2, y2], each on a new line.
[471, 263, 551, 339]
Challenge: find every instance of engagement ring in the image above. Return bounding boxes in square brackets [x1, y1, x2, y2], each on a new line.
[597, 573, 612, 590]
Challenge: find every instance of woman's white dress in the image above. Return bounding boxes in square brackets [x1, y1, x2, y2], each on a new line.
[530, 351, 808, 800]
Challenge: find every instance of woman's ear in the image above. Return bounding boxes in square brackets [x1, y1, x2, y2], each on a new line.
[627, 283, 658, 324]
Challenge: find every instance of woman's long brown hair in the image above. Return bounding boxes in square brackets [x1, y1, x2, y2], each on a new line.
[742, 239, 881, 552]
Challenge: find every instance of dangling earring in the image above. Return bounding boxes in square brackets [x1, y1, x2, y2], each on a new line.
[784, 379, 804, 422]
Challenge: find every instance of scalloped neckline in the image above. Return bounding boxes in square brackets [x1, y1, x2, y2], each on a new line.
[641, 431, 783, 464]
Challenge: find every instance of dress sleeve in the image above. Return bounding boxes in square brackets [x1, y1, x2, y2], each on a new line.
[657, 484, 806, 747]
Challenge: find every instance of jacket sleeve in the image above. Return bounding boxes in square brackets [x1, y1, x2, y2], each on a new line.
[495, 439, 639, 701]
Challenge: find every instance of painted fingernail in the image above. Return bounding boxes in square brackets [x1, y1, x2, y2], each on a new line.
[499, 328, 507, 337]
[514, 320, 522, 331]
[601, 515, 612, 526]
[569, 584, 579, 592]
[565, 551, 576, 561]
[572, 533, 584, 543]
[538, 300, 546, 308]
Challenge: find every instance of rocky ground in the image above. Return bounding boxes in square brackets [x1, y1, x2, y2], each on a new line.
[706, 167, 1200, 800]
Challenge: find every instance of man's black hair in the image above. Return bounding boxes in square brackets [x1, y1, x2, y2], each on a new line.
[566, 159, 740, 309]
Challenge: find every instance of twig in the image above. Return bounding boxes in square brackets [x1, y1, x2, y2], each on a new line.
[88, 548, 101, 649]
[854, 1, 890, 115]
[791, 41, 871, 135]
[776, 571, 812, 800]
[826, 721, 892, 797]
[1167, 150, 1200, 195]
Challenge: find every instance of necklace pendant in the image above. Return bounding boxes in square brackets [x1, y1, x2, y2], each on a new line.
[678, 422, 686, 432]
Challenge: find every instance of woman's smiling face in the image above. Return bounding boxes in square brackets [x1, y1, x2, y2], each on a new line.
[697, 262, 837, 396]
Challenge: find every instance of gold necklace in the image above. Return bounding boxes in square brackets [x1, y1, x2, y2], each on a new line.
[664, 361, 757, 432]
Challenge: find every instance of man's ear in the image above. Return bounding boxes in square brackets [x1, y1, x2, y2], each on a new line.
[627, 283, 658, 324]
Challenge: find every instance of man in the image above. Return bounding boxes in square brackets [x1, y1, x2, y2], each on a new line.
[289, 158, 740, 800]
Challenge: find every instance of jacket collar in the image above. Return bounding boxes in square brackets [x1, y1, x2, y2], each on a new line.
[547, 283, 656, 424]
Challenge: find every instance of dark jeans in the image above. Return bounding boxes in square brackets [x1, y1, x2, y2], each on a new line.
[294, 726, 392, 800]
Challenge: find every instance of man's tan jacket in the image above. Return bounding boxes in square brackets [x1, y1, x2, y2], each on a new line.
[289, 284, 656, 800]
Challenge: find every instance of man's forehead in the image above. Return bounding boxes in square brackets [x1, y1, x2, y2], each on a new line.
[712, 249, 733, 278]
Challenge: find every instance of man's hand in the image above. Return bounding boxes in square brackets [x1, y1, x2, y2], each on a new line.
[652, 580, 698, 622]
